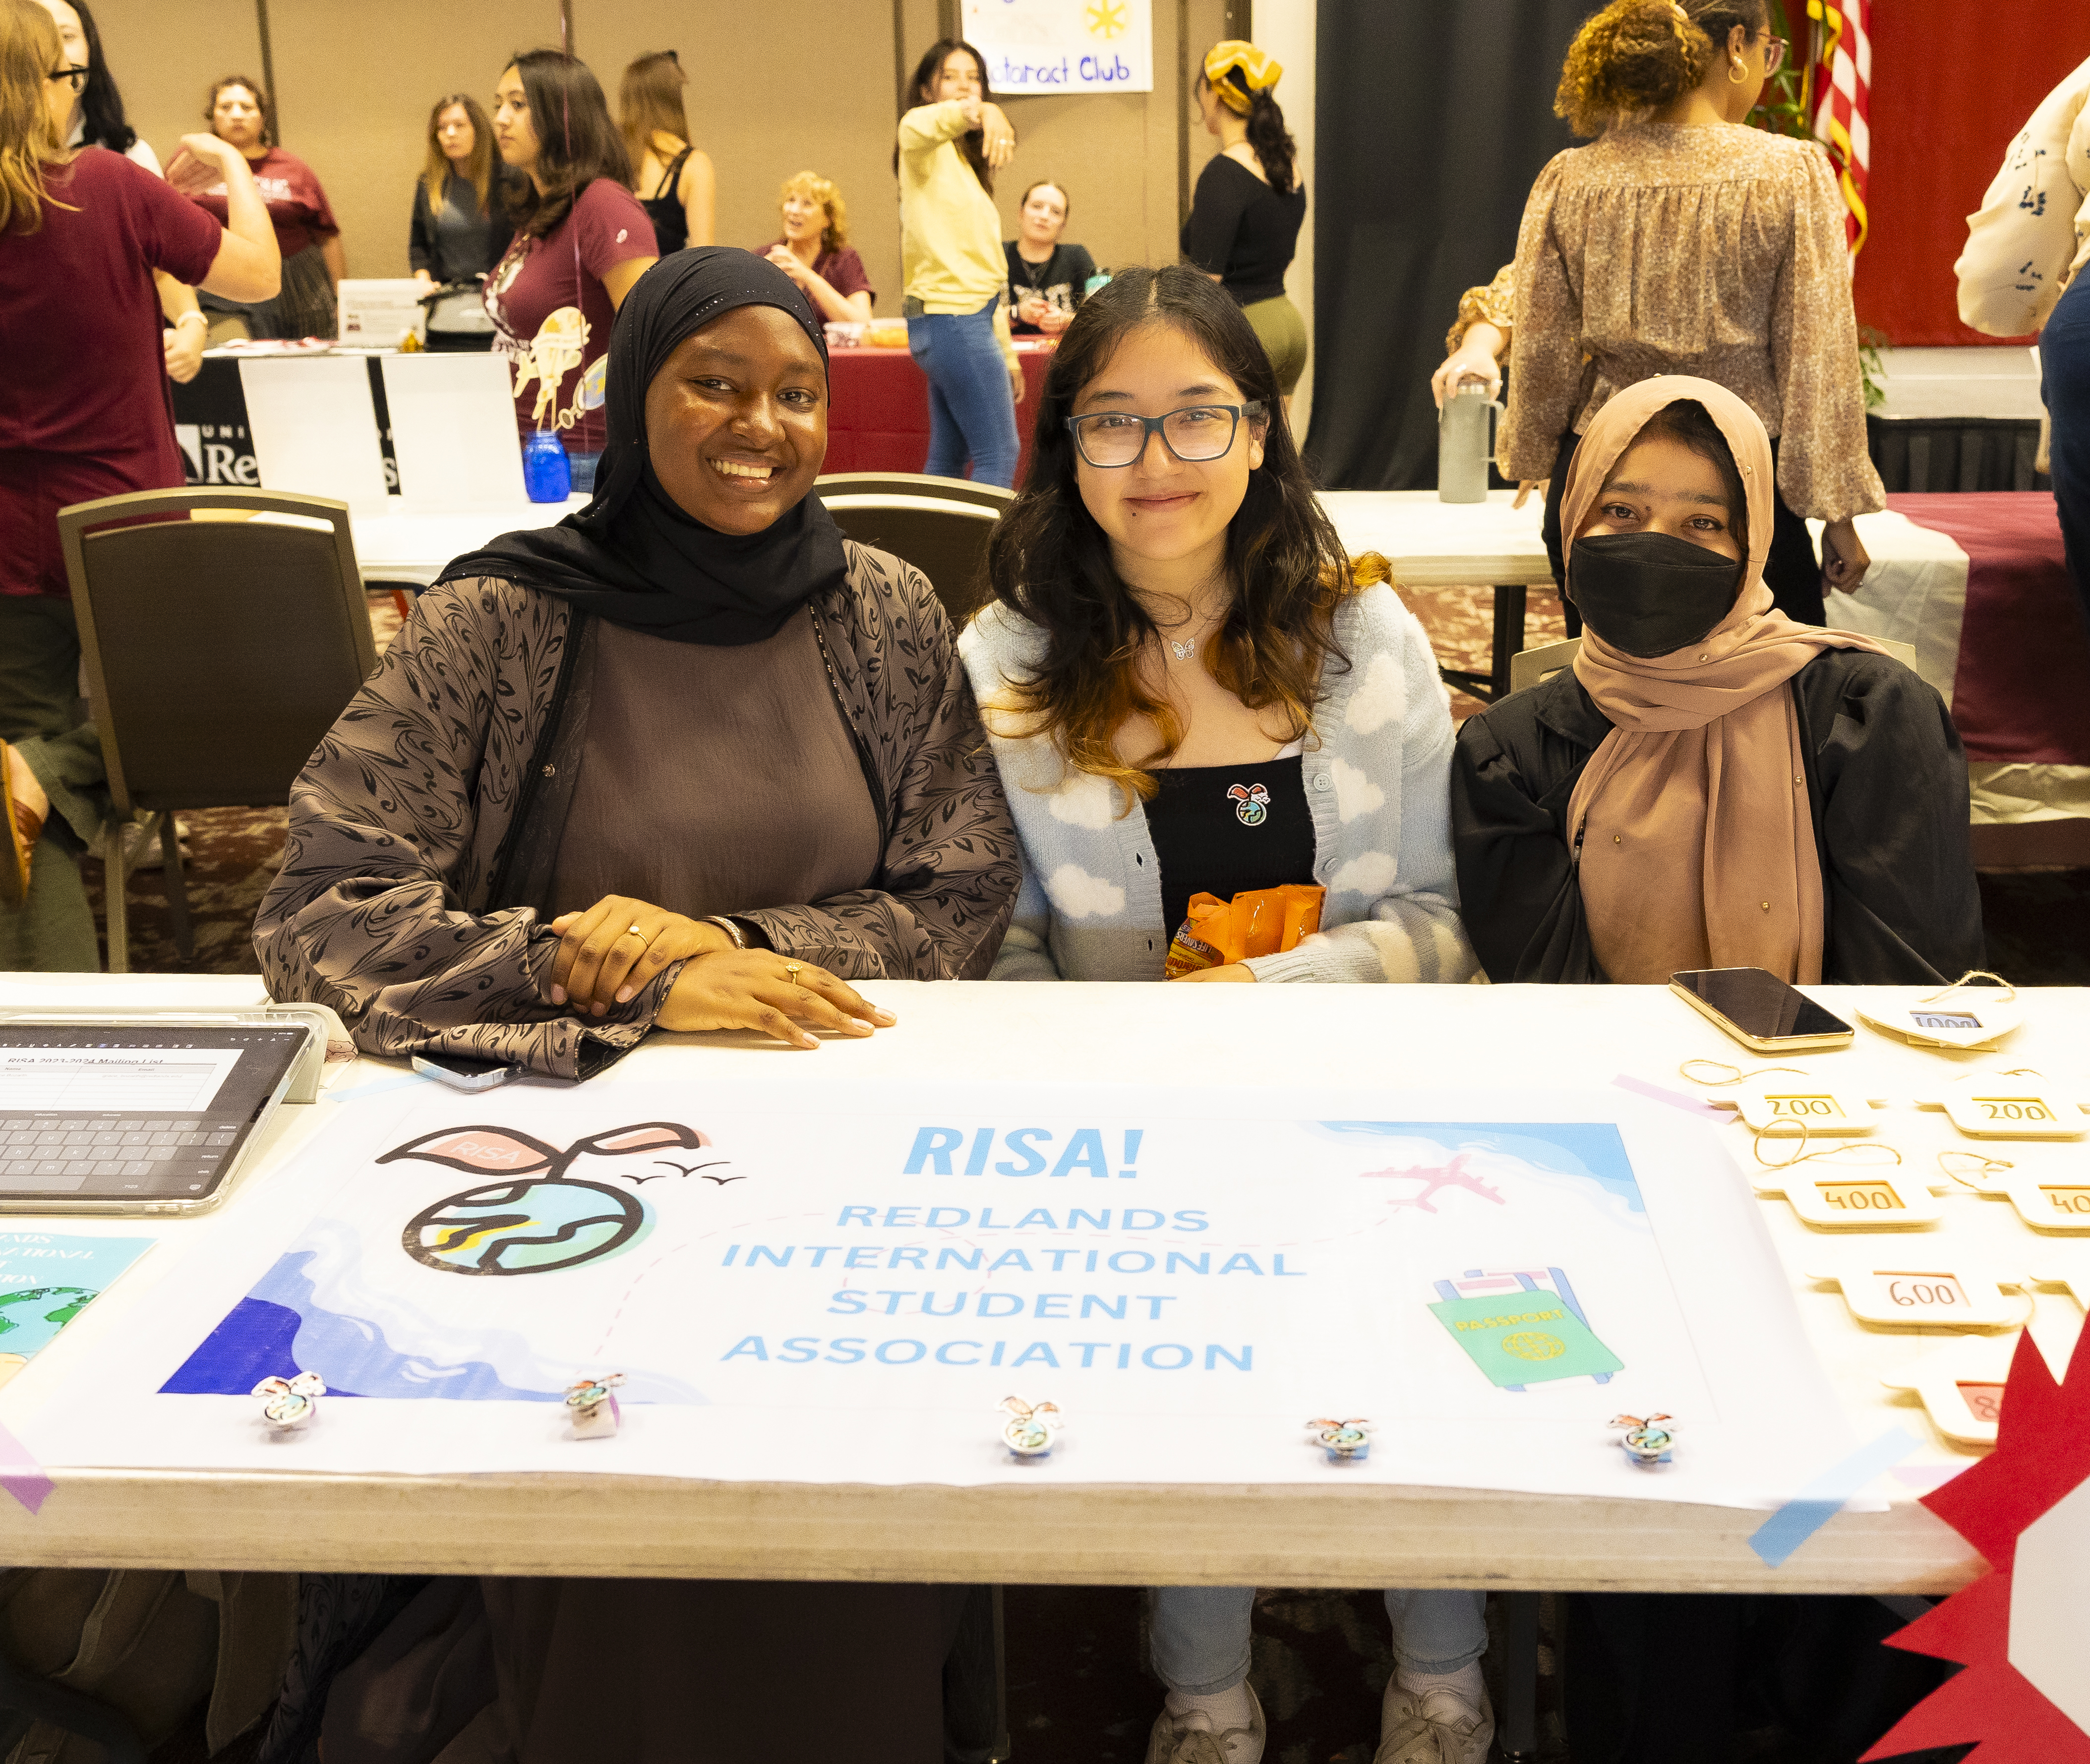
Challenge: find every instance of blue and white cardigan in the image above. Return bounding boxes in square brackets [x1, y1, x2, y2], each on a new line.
[958, 585, 1479, 984]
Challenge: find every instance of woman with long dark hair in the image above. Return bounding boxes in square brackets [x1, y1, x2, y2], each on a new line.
[1181, 40, 1308, 406]
[34, 0, 209, 381]
[408, 91, 513, 350]
[619, 48, 714, 254]
[962, 266, 1484, 1764]
[166, 72, 339, 340]
[483, 48, 656, 489]
[1499, 0, 1880, 626]
[896, 36, 1023, 485]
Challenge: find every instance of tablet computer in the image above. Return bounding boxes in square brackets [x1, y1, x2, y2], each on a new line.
[0, 1021, 312, 1215]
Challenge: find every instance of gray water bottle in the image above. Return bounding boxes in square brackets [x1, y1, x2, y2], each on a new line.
[1437, 382, 1502, 503]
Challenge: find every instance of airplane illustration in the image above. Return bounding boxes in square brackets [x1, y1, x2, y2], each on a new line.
[1359, 1151, 1506, 1213]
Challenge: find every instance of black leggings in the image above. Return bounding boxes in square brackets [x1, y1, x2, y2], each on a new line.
[1540, 428, 1827, 629]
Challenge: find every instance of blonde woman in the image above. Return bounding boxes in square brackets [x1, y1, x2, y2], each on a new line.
[758, 170, 872, 324]
[408, 92, 511, 290]
[0, 0, 274, 959]
[619, 48, 712, 254]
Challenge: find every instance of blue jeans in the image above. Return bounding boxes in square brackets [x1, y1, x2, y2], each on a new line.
[1149, 1586, 1488, 1695]
[2045, 274, 2090, 624]
[907, 299, 1020, 488]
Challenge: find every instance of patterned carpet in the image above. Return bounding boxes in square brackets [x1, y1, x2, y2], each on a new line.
[70, 582, 2066, 1764]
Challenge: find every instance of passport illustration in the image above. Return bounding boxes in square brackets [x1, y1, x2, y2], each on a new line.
[1431, 1266, 1622, 1390]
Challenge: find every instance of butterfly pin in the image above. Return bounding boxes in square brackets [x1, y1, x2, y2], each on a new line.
[1228, 782, 1270, 826]
[999, 1395, 1063, 1461]
[254, 1372, 326, 1431]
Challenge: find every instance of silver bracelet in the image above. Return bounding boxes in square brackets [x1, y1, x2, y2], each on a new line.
[700, 914, 747, 950]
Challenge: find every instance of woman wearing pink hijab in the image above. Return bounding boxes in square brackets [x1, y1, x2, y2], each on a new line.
[1452, 375, 1982, 986]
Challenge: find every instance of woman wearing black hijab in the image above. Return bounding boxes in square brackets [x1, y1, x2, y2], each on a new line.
[256, 247, 1019, 1076]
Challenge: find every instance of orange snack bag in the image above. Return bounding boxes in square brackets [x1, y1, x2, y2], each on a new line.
[1163, 883, 1325, 978]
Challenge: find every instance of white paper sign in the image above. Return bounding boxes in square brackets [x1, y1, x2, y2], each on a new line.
[961, 0, 1153, 94]
[379, 354, 527, 502]
[336, 278, 427, 348]
[18, 1082, 1853, 1509]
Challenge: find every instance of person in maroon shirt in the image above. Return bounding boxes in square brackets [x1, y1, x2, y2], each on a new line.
[484, 49, 656, 489]
[165, 74, 340, 341]
[0, 0, 277, 964]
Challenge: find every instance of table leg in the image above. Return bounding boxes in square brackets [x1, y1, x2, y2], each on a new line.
[1436, 586, 1532, 706]
[1499, 1589, 1540, 1763]
[1491, 586, 1528, 701]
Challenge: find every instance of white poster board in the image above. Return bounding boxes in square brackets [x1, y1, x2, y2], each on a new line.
[960, 0, 1153, 93]
[379, 354, 528, 502]
[237, 356, 389, 502]
[18, 1080, 1855, 1509]
[336, 279, 427, 348]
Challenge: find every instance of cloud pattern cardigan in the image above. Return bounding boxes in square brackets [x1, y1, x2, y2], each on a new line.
[256, 544, 1019, 1078]
[958, 583, 1478, 985]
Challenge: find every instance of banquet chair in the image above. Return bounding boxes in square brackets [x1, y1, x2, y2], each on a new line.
[815, 475, 1014, 626]
[1507, 635, 1919, 696]
[56, 487, 377, 973]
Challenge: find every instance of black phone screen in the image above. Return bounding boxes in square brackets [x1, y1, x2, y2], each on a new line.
[1671, 968, 1852, 1040]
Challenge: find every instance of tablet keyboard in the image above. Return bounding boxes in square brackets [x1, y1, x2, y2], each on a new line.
[0, 1116, 239, 1191]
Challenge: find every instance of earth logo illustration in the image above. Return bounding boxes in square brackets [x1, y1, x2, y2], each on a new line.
[403, 1177, 645, 1275]
[379, 1120, 731, 1278]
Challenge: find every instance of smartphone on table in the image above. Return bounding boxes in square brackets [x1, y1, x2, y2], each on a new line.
[1669, 967, 1854, 1053]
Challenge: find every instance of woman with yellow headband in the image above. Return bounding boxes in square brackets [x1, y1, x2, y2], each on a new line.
[1182, 40, 1308, 407]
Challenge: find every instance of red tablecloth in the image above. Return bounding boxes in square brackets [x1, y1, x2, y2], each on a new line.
[825, 340, 1055, 482]
[1889, 493, 2090, 765]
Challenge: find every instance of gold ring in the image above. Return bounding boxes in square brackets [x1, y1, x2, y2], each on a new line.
[784, 962, 803, 981]
[625, 923, 645, 939]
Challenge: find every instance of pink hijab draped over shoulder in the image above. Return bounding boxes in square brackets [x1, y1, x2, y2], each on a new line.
[1563, 376, 1886, 986]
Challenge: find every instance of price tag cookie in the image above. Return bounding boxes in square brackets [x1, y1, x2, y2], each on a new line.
[1854, 980, 2023, 1052]
[1753, 1165, 1944, 1229]
[1880, 1335, 2015, 1448]
[1806, 1263, 2030, 1329]
[1729, 1086, 1878, 1136]
[2026, 1263, 2090, 1311]
[1971, 1167, 2090, 1233]
[1925, 1073, 2085, 1141]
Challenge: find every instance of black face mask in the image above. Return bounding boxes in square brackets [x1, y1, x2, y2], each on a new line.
[1568, 531, 1745, 659]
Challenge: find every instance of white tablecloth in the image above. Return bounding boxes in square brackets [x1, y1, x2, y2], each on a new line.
[0, 971, 2078, 1590]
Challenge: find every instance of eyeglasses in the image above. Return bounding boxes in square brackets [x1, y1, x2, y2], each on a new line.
[1760, 34, 1789, 77]
[47, 65, 89, 93]
[1067, 402, 1265, 469]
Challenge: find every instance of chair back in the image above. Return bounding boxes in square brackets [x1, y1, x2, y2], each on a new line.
[816, 477, 1013, 626]
[1506, 634, 1921, 697]
[57, 488, 376, 817]
[1508, 638, 1582, 695]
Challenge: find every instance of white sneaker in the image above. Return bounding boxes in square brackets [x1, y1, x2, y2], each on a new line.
[1374, 1680, 1494, 1764]
[1144, 1684, 1266, 1764]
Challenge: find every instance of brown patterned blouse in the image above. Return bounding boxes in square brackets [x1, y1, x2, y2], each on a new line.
[1497, 123, 1885, 523]
[254, 542, 1020, 1079]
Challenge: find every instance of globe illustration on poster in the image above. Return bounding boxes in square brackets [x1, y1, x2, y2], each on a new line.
[402, 1177, 646, 1276]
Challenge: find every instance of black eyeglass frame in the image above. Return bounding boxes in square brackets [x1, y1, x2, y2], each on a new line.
[47, 64, 90, 92]
[1065, 400, 1268, 469]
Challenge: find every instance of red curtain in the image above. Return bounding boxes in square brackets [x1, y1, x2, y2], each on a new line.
[1850, 1, 2086, 345]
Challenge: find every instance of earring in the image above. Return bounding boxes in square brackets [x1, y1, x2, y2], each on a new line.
[1729, 58, 1749, 82]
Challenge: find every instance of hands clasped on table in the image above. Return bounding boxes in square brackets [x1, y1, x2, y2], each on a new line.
[547, 894, 895, 1050]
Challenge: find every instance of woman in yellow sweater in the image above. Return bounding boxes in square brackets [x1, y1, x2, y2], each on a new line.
[896, 38, 1024, 486]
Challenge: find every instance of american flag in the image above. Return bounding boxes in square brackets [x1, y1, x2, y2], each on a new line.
[1808, 0, 1872, 257]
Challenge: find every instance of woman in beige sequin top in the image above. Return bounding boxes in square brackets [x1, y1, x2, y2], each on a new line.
[1498, 0, 1883, 626]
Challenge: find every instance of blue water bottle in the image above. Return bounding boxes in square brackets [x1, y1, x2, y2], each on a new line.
[522, 430, 572, 503]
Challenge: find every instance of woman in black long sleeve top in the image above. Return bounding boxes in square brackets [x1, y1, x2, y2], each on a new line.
[408, 94, 514, 349]
[1452, 377, 1983, 987]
